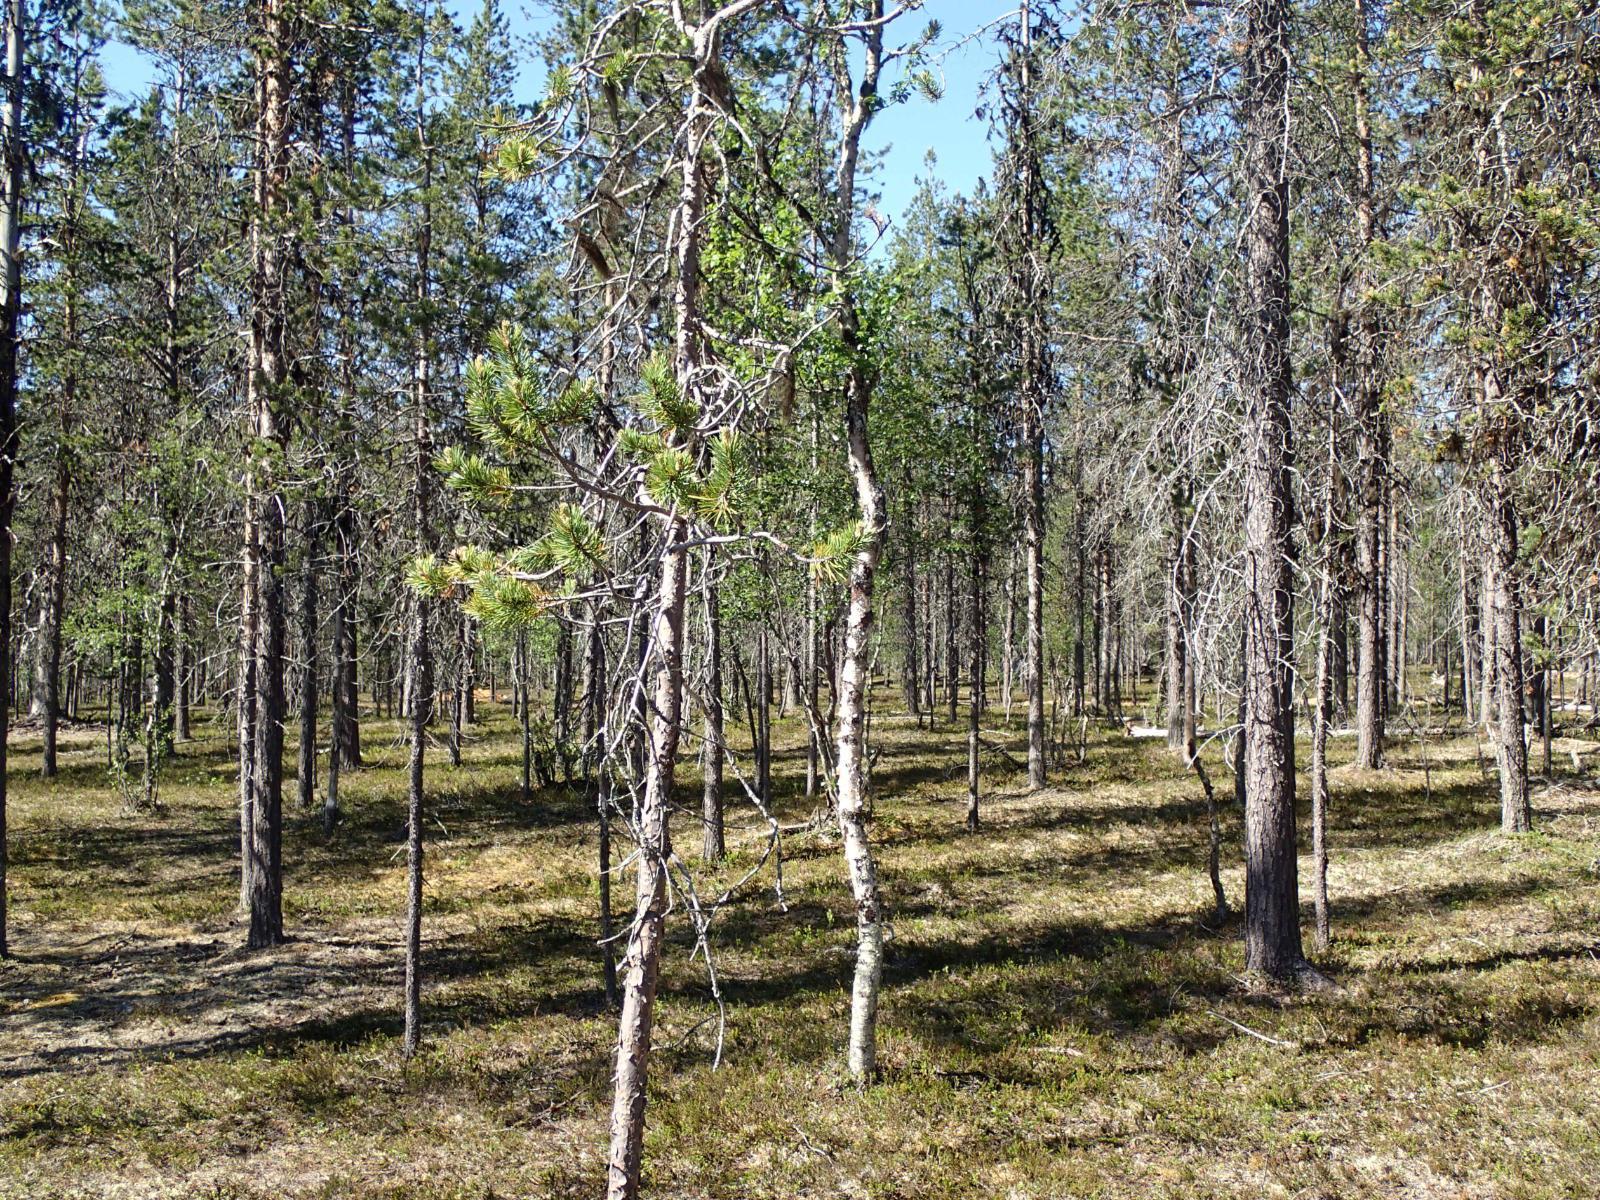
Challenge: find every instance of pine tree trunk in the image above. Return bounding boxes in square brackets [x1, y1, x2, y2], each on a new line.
[1239, 0, 1306, 980]
[1019, 131, 1048, 784]
[402, 594, 430, 1057]
[584, 604, 617, 1007]
[244, 0, 292, 950]
[604, 11, 750, 1187]
[1487, 458, 1531, 831]
[297, 505, 319, 815]
[903, 549, 919, 716]
[944, 546, 959, 726]
[1073, 456, 1086, 718]
[327, 588, 347, 832]
[1458, 509, 1478, 725]
[174, 594, 191, 742]
[1312, 405, 1338, 953]
[402, 12, 435, 1053]
[34, 453, 67, 777]
[702, 550, 724, 862]
[0, 0, 23, 957]
[1164, 506, 1188, 751]
[966, 548, 982, 832]
[1352, 0, 1386, 770]
[1480, 555, 1496, 729]
[756, 623, 772, 807]
[606, 517, 687, 1198]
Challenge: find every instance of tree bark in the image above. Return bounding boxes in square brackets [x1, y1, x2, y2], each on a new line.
[826, 1, 890, 1082]
[604, 7, 765, 1190]
[701, 549, 725, 862]
[0, 0, 23, 957]
[244, 0, 293, 950]
[1238, 0, 1306, 980]
[1486, 460, 1531, 831]
[402, 9, 435, 1054]
[297, 505, 320, 815]
[34, 436, 67, 778]
[606, 517, 687, 1199]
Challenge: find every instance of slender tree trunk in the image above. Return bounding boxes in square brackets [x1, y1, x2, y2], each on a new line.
[174, 595, 191, 742]
[944, 545, 958, 725]
[826, 3, 890, 1083]
[702, 549, 724, 862]
[327, 581, 347, 832]
[584, 604, 617, 1007]
[402, 589, 431, 1057]
[1016, 6, 1048, 789]
[903, 548, 919, 717]
[297, 504, 320, 815]
[324, 646, 341, 837]
[756, 622, 772, 807]
[334, 505, 361, 767]
[1487, 458, 1531, 831]
[1480, 555, 1496, 729]
[604, 11, 754, 1189]
[966, 547, 982, 831]
[1164, 501, 1189, 750]
[0, 0, 22, 956]
[607, 516, 688, 1198]
[1458, 500, 1479, 724]
[1073, 453, 1086, 718]
[244, 0, 292, 950]
[1351, 0, 1385, 770]
[1312, 402, 1338, 953]
[1239, 0, 1306, 980]
[402, 12, 435, 1054]
[34, 453, 67, 777]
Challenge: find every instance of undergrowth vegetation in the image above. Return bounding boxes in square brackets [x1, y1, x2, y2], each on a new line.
[2, 697, 1598, 1199]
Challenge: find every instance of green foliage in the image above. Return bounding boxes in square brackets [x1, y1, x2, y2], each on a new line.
[528, 504, 606, 575]
[807, 522, 871, 584]
[633, 352, 700, 435]
[438, 446, 514, 507]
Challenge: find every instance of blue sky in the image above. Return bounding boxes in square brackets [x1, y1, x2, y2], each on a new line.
[99, 0, 1010, 223]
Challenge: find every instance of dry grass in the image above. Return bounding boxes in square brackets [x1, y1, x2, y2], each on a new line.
[2, 695, 1598, 1199]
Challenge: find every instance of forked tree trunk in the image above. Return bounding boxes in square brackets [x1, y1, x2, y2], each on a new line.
[604, 7, 763, 1190]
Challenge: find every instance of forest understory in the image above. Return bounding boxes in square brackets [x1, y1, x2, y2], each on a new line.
[2, 692, 1597, 1200]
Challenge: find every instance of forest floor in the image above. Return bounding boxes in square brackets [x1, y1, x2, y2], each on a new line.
[2, 692, 1599, 1199]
